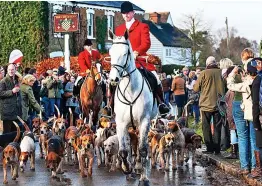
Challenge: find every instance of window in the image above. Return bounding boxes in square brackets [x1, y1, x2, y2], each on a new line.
[166, 48, 172, 57]
[87, 9, 95, 39]
[181, 49, 186, 58]
[108, 15, 114, 31]
[106, 11, 115, 40]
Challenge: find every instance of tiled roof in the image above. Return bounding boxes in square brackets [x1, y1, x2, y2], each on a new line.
[143, 20, 192, 48]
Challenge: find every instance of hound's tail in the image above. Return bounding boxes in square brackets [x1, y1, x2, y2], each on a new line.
[17, 116, 30, 132]
[12, 121, 21, 142]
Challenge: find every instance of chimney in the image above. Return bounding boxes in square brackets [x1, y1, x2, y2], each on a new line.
[150, 12, 161, 24]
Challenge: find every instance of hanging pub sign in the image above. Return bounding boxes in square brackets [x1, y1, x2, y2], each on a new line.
[53, 13, 79, 33]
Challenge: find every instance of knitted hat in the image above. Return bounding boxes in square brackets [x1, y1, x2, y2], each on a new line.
[84, 39, 92, 46]
[9, 49, 23, 65]
[206, 56, 216, 66]
[121, 1, 134, 13]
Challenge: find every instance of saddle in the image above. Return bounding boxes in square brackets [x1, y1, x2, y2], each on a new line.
[73, 77, 85, 97]
[138, 68, 158, 94]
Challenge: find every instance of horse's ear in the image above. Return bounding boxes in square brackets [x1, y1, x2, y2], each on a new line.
[124, 30, 129, 40]
[108, 28, 115, 40]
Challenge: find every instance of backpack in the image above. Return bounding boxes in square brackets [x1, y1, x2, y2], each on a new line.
[217, 93, 227, 117]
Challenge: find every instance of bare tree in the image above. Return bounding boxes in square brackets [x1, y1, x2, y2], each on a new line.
[179, 12, 213, 67]
[215, 27, 252, 64]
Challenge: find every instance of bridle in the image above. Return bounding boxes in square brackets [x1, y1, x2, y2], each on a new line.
[111, 41, 146, 130]
[111, 42, 136, 77]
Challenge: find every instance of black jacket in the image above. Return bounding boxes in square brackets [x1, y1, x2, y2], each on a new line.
[251, 74, 262, 147]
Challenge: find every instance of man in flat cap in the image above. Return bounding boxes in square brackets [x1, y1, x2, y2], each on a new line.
[75, 39, 102, 86]
[115, 1, 169, 114]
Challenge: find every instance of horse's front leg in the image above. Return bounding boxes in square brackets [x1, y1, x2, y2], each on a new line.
[117, 123, 132, 175]
[138, 119, 150, 185]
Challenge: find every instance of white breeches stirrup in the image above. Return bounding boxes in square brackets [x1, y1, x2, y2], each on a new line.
[75, 76, 82, 86]
[151, 71, 161, 85]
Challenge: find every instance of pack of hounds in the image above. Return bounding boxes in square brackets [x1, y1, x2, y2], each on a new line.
[1, 104, 202, 184]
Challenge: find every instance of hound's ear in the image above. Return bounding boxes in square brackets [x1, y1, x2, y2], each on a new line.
[108, 28, 115, 40]
[124, 30, 129, 40]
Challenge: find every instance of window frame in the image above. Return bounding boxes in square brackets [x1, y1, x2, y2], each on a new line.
[106, 11, 115, 40]
[86, 9, 95, 39]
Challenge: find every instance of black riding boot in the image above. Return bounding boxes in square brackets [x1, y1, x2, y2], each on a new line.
[156, 85, 170, 115]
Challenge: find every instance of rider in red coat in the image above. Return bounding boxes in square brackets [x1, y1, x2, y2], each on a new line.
[114, 1, 169, 115]
[75, 39, 101, 85]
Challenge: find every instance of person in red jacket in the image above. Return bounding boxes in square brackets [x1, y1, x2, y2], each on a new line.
[75, 39, 101, 86]
[115, 1, 169, 114]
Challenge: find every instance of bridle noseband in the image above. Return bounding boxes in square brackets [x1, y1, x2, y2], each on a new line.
[111, 42, 136, 77]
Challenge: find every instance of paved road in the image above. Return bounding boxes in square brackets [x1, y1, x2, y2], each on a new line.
[0, 144, 214, 186]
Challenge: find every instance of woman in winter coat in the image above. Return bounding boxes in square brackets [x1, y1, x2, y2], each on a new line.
[64, 75, 79, 125]
[171, 73, 185, 118]
[21, 74, 43, 129]
[227, 63, 258, 175]
[186, 71, 200, 125]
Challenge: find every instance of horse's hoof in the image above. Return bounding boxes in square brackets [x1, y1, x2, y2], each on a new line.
[138, 179, 150, 186]
[172, 166, 177, 170]
[12, 177, 16, 180]
[3, 180, 8, 184]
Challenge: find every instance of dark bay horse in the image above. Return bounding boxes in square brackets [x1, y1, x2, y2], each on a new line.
[79, 62, 103, 130]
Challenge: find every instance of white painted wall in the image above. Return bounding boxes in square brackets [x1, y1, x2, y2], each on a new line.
[163, 46, 192, 66]
[147, 33, 163, 61]
[147, 32, 192, 66]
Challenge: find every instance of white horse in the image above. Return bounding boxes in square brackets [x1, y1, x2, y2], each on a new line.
[109, 30, 157, 185]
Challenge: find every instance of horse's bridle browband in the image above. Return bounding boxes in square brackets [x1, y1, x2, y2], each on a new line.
[111, 42, 136, 77]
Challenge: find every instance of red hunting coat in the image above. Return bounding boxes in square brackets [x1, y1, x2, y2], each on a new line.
[116, 19, 156, 71]
[78, 49, 101, 74]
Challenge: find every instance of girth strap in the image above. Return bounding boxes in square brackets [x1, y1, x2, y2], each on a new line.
[116, 71, 145, 130]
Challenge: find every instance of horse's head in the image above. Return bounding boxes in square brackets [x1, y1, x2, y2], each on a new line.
[90, 61, 103, 84]
[108, 30, 135, 85]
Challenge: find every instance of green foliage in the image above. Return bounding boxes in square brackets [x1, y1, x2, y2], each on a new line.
[95, 16, 107, 54]
[0, 1, 49, 67]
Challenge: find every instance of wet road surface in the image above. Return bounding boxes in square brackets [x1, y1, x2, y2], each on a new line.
[0, 144, 247, 186]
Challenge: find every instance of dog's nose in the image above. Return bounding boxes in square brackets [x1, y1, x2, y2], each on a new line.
[106, 150, 109, 154]
[7, 157, 10, 161]
[40, 131, 44, 134]
[86, 144, 90, 148]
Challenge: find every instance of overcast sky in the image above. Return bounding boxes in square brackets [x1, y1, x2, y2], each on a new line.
[131, 0, 262, 43]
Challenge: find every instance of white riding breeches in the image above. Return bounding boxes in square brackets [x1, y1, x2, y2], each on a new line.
[151, 71, 161, 85]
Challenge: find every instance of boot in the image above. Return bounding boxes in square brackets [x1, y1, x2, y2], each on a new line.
[250, 151, 262, 178]
[225, 144, 238, 159]
[156, 85, 169, 115]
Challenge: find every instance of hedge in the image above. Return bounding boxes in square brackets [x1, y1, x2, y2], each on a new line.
[0, 1, 49, 67]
